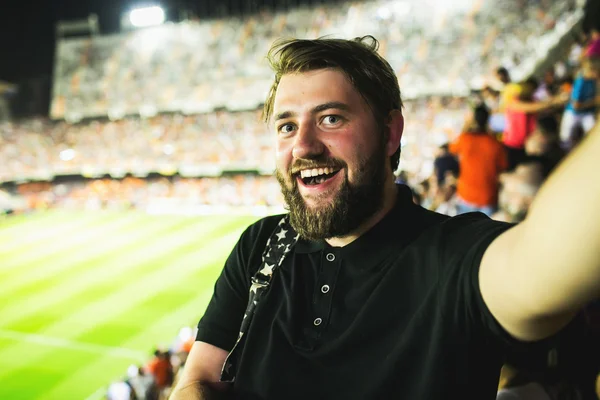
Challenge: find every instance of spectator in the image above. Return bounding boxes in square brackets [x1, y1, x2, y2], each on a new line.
[492, 161, 545, 224]
[432, 144, 459, 187]
[524, 126, 565, 176]
[502, 78, 567, 170]
[450, 104, 507, 216]
[128, 366, 158, 400]
[585, 28, 600, 59]
[559, 57, 599, 151]
[107, 380, 135, 400]
[145, 349, 174, 395]
[534, 68, 559, 101]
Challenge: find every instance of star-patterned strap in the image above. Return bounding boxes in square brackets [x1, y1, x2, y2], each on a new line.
[220, 216, 299, 382]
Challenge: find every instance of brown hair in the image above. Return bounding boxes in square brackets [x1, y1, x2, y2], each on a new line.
[263, 35, 403, 171]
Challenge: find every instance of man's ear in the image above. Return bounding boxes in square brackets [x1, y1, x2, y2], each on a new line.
[385, 110, 404, 157]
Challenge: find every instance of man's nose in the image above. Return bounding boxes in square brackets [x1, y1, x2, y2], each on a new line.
[292, 124, 325, 160]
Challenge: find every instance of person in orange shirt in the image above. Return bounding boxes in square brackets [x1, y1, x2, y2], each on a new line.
[145, 349, 174, 391]
[450, 104, 508, 216]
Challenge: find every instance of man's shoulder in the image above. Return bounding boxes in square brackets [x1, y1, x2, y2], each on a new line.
[236, 213, 289, 254]
[433, 212, 513, 258]
[411, 208, 512, 247]
[242, 214, 286, 242]
[440, 212, 512, 233]
[243, 213, 288, 239]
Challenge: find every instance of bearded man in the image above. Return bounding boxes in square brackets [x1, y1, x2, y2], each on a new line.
[171, 36, 600, 399]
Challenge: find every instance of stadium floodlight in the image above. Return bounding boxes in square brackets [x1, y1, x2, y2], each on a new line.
[129, 6, 165, 28]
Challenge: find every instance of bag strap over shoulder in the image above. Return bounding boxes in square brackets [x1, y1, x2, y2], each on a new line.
[220, 216, 299, 382]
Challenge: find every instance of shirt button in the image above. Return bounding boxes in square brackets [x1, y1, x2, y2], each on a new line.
[326, 253, 335, 262]
[321, 285, 330, 294]
[313, 317, 323, 326]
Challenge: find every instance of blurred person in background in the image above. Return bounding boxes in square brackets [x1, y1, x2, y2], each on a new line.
[524, 125, 566, 176]
[492, 161, 545, 224]
[433, 143, 459, 188]
[450, 104, 507, 216]
[128, 366, 158, 400]
[584, 28, 600, 59]
[559, 57, 599, 151]
[107, 379, 135, 400]
[496, 66, 512, 100]
[172, 37, 600, 400]
[502, 78, 568, 170]
[145, 349, 173, 398]
[534, 68, 559, 102]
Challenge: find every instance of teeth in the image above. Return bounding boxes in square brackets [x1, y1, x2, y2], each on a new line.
[299, 167, 338, 179]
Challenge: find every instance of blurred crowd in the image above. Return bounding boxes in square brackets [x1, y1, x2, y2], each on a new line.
[405, 29, 600, 229]
[0, 112, 274, 183]
[106, 326, 196, 400]
[2, 32, 599, 222]
[50, 0, 579, 120]
[6, 175, 283, 214]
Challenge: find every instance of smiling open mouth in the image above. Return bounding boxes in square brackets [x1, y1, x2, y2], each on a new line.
[299, 167, 341, 186]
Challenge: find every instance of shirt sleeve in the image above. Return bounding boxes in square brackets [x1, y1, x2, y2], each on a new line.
[437, 213, 518, 345]
[570, 77, 585, 103]
[195, 217, 278, 351]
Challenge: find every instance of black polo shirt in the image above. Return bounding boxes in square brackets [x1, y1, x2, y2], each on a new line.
[197, 185, 516, 399]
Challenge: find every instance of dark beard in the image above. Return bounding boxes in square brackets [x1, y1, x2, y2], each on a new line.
[275, 144, 387, 241]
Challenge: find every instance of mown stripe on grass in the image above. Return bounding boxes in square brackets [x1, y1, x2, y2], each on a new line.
[0, 213, 200, 302]
[0, 211, 115, 256]
[0, 211, 78, 240]
[0, 211, 147, 275]
[43, 288, 217, 400]
[0, 216, 250, 329]
[0, 225, 247, 382]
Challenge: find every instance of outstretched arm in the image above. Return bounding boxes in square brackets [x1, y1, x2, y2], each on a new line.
[480, 121, 600, 341]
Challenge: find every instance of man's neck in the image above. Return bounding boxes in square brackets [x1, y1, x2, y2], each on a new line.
[325, 179, 398, 248]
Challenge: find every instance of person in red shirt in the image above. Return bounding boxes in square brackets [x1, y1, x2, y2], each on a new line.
[450, 104, 508, 216]
[502, 78, 567, 170]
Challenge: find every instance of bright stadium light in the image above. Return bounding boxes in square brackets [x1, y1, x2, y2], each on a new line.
[129, 6, 165, 28]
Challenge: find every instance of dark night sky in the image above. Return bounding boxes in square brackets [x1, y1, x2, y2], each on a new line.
[0, 0, 129, 83]
[0, 0, 340, 83]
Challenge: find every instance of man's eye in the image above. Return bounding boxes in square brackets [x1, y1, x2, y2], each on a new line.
[323, 115, 341, 125]
[278, 124, 295, 134]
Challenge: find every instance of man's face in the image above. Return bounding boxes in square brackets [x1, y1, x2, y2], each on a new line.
[272, 69, 391, 240]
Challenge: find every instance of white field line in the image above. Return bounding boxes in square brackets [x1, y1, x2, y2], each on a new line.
[83, 386, 107, 400]
[0, 328, 147, 361]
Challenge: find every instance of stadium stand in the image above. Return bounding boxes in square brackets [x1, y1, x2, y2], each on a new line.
[49, 0, 582, 121]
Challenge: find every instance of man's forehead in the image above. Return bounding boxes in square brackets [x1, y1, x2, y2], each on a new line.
[273, 69, 360, 114]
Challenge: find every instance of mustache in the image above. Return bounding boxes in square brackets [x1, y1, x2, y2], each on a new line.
[289, 157, 347, 177]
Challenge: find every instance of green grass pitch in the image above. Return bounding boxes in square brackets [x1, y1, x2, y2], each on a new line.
[0, 209, 259, 400]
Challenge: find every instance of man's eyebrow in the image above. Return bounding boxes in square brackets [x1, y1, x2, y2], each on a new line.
[311, 101, 351, 114]
[273, 102, 352, 122]
[274, 111, 295, 122]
